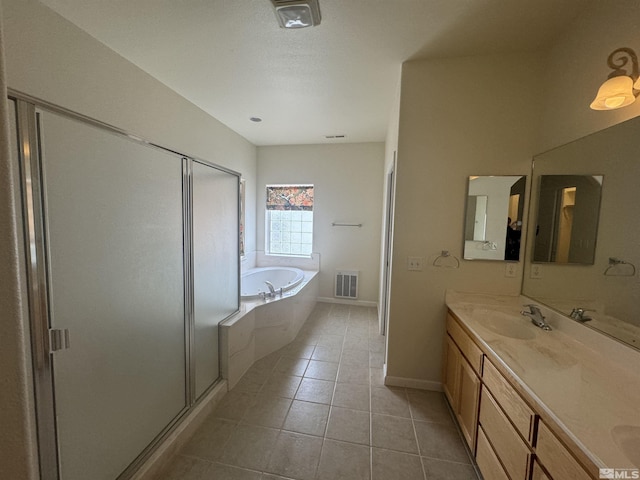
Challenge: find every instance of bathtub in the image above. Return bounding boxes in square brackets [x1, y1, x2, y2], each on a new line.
[220, 268, 319, 389]
[241, 266, 304, 299]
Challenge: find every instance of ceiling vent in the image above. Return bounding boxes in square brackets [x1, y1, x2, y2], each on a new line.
[271, 0, 321, 29]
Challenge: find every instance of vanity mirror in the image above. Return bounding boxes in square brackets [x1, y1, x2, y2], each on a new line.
[523, 115, 640, 350]
[463, 175, 526, 261]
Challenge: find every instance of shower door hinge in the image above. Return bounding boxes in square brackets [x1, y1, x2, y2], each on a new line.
[49, 329, 70, 352]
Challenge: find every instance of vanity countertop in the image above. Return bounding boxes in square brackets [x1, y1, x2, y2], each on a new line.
[446, 291, 640, 471]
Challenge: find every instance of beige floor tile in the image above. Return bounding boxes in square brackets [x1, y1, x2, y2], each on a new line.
[311, 345, 342, 362]
[337, 364, 370, 385]
[414, 421, 471, 464]
[274, 356, 309, 376]
[346, 324, 370, 338]
[421, 457, 479, 479]
[316, 439, 371, 480]
[294, 330, 319, 346]
[372, 448, 425, 480]
[220, 424, 279, 471]
[369, 337, 385, 353]
[213, 391, 256, 421]
[283, 400, 330, 436]
[280, 341, 315, 359]
[370, 367, 385, 387]
[371, 414, 419, 454]
[332, 383, 370, 411]
[156, 455, 213, 480]
[261, 373, 302, 399]
[343, 335, 369, 351]
[316, 334, 345, 348]
[240, 394, 292, 429]
[369, 351, 385, 367]
[330, 304, 351, 318]
[251, 351, 282, 374]
[232, 369, 269, 394]
[305, 360, 339, 381]
[371, 386, 410, 418]
[265, 431, 323, 480]
[208, 463, 262, 480]
[181, 417, 236, 462]
[295, 378, 335, 404]
[341, 348, 370, 367]
[325, 406, 370, 445]
[407, 390, 453, 424]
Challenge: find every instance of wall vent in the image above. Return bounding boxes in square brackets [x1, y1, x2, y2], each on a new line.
[335, 270, 358, 299]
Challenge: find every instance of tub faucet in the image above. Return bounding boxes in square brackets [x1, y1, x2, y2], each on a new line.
[521, 304, 552, 331]
[569, 307, 593, 322]
[264, 281, 276, 298]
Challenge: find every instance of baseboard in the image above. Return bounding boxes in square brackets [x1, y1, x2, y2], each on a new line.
[131, 380, 228, 480]
[384, 374, 443, 392]
[317, 297, 377, 308]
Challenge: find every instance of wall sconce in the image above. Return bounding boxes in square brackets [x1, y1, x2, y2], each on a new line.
[590, 47, 640, 110]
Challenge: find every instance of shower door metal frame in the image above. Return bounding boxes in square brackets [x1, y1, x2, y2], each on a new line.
[10, 90, 241, 480]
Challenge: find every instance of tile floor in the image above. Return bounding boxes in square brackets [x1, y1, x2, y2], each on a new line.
[156, 303, 480, 480]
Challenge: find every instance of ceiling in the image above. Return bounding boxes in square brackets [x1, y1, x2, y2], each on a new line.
[41, 0, 591, 146]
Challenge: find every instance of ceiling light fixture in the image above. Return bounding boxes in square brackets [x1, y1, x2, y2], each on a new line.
[590, 47, 640, 110]
[249, 117, 263, 122]
[271, 0, 321, 29]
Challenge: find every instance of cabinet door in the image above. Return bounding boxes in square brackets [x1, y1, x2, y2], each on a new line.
[443, 335, 460, 408]
[456, 353, 480, 450]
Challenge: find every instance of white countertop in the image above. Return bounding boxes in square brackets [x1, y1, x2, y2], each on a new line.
[446, 291, 640, 471]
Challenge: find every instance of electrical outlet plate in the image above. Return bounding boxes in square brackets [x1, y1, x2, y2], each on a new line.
[505, 263, 517, 278]
[530, 264, 543, 279]
[407, 256, 423, 271]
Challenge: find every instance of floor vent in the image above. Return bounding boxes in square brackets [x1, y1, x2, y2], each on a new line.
[335, 270, 358, 299]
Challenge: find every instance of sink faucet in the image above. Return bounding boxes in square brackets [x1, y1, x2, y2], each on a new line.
[521, 304, 552, 331]
[569, 307, 593, 322]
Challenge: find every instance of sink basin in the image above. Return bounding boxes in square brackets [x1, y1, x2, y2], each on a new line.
[472, 309, 536, 340]
[612, 425, 640, 467]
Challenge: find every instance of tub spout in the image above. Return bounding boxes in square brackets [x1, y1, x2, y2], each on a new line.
[264, 281, 276, 298]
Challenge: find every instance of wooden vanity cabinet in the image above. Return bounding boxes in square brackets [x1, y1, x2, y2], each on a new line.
[536, 421, 591, 480]
[443, 314, 483, 451]
[443, 310, 596, 480]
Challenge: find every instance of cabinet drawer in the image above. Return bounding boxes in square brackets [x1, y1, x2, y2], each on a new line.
[483, 359, 535, 443]
[447, 313, 483, 375]
[536, 421, 591, 480]
[479, 389, 530, 480]
[476, 426, 509, 480]
[532, 460, 552, 480]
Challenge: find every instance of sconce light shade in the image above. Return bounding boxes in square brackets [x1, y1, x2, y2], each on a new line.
[590, 75, 636, 110]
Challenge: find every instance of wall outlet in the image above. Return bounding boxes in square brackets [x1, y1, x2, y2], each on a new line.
[407, 256, 424, 271]
[505, 263, 517, 278]
[530, 264, 543, 279]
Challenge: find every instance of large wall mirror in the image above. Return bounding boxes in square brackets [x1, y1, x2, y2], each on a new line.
[523, 116, 640, 351]
[464, 175, 526, 261]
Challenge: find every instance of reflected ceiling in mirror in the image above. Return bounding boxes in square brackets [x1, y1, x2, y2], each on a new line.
[523, 115, 640, 351]
[463, 175, 526, 261]
[532, 175, 603, 264]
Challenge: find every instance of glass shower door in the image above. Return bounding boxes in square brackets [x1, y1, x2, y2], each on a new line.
[38, 110, 187, 480]
[192, 160, 239, 398]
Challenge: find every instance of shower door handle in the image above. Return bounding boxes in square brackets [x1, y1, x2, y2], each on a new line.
[49, 328, 71, 352]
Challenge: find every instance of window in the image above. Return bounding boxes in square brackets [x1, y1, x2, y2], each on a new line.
[266, 185, 313, 256]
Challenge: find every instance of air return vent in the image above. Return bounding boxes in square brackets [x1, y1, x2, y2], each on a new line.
[335, 270, 358, 299]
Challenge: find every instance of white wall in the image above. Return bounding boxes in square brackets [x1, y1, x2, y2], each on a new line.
[387, 52, 543, 386]
[0, 0, 257, 477]
[257, 143, 385, 304]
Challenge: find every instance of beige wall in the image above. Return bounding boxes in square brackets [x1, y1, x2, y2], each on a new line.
[387, 52, 544, 386]
[0, 0, 257, 477]
[257, 143, 385, 304]
[536, 0, 640, 151]
[387, 0, 640, 386]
